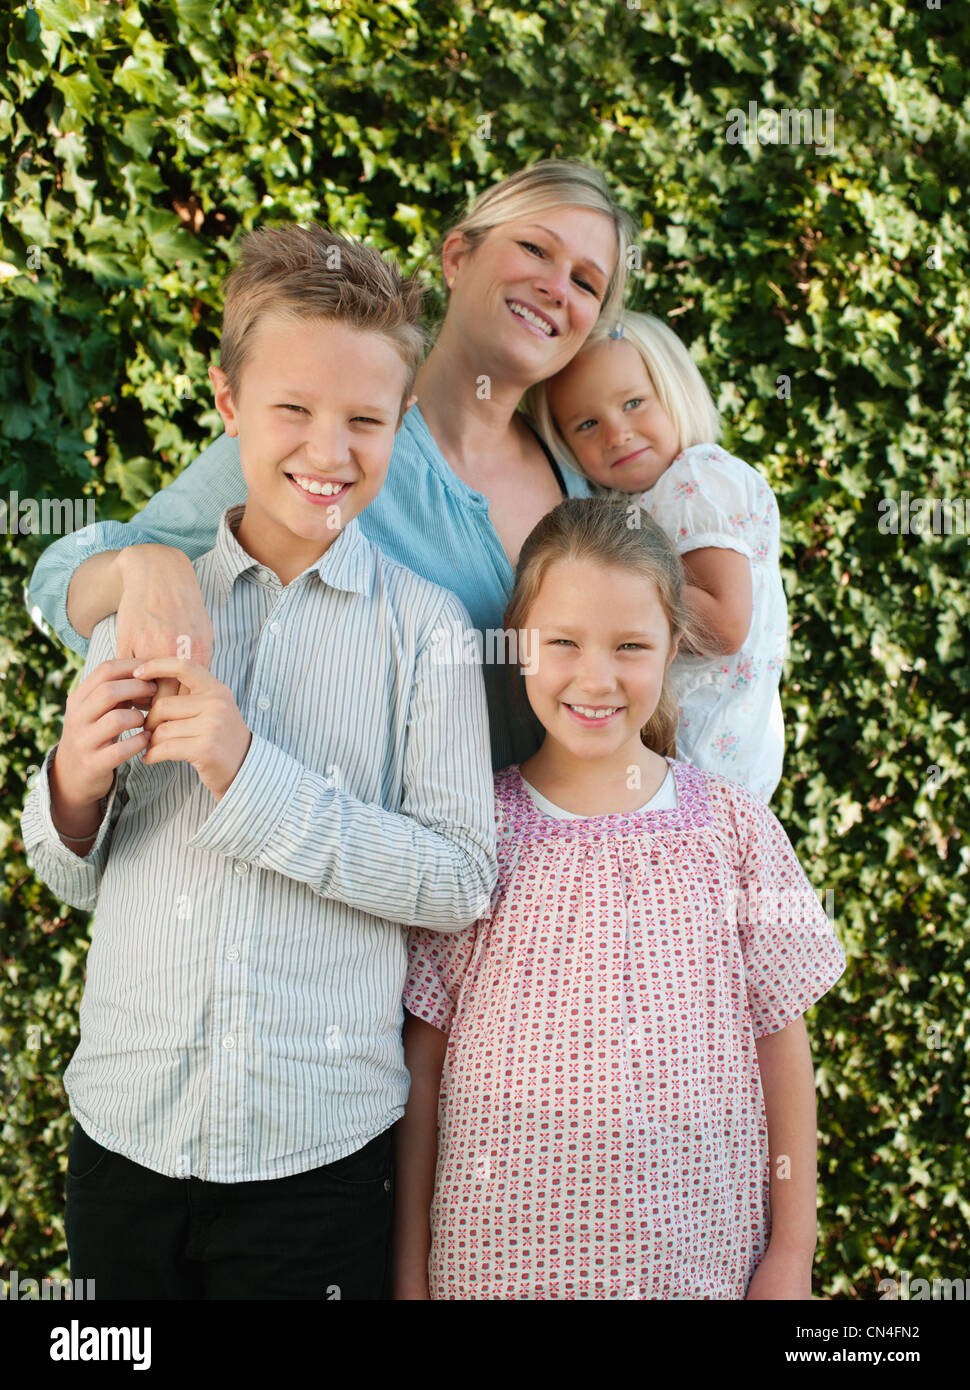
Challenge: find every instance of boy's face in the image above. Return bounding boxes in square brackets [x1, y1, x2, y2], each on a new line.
[210, 313, 413, 583]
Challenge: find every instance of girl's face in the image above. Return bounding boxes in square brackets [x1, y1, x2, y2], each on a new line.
[441, 207, 618, 385]
[546, 338, 682, 492]
[521, 557, 678, 764]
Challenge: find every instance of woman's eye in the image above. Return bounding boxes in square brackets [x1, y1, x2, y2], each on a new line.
[520, 240, 544, 256]
[573, 275, 598, 295]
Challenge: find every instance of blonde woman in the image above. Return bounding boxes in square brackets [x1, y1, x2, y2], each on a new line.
[29, 159, 636, 771]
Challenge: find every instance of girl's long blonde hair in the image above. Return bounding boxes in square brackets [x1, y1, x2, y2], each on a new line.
[434, 158, 637, 331]
[523, 309, 721, 484]
[504, 497, 713, 757]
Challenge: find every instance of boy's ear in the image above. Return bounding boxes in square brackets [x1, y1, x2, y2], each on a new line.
[209, 365, 240, 438]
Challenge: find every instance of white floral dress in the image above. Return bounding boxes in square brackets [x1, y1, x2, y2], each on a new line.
[636, 443, 788, 803]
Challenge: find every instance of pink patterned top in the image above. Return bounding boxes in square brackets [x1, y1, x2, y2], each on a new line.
[404, 758, 845, 1301]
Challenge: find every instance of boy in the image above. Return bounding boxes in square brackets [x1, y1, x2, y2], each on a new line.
[20, 224, 497, 1300]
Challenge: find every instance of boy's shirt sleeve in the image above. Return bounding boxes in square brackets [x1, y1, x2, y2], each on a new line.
[730, 784, 846, 1038]
[20, 615, 131, 910]
[27, 432, 245, 656]
[641, 444, 754, 561]
[185, 590, 498, 931]
[403, 921, 480, 1034]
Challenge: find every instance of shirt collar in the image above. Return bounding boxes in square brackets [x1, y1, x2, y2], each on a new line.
[209, 505, 376, 599]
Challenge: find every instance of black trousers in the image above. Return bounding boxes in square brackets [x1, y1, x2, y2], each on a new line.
[64, 1121, 394, 1300]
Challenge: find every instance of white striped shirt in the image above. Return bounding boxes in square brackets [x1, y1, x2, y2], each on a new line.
[21, 506, 496, 1182]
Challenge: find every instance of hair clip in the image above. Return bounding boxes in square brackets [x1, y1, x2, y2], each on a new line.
[608, 322, 624, 339]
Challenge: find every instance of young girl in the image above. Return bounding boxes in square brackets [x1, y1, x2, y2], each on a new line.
[524, 310, 787, 804]
[393, 499, 844, 1301]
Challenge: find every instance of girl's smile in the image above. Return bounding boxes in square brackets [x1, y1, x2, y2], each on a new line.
[546, 338, 682, 493]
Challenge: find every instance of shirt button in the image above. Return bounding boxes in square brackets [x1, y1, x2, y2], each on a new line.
[234, 860, 249, 876]
[256, 696, 270, 711]
[269, 621, 281, 635]
[222, 1035, 235, 1050]
[225, 946, 240, 962]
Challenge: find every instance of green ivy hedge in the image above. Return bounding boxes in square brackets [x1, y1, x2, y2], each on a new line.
[2, 0, 968, 1298]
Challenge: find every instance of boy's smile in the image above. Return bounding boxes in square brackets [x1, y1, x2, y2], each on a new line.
[209, 314, 412, 584]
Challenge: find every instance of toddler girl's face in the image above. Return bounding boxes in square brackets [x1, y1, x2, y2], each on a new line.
[546, 339, 681, 493]
[521, 557, 677, 762]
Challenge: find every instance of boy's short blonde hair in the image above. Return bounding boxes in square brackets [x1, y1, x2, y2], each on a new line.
[220, 223, 426, 416]
[524, 309, 720, 481]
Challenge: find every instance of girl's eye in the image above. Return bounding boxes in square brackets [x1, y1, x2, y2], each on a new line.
[548, 638, 576, 647]
[619, 642, 648, 651]
[623, 398, 644, 411]
[575, 419, 597, 433]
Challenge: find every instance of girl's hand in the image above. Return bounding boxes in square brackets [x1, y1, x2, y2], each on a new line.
[49, 659, 158, 834]
[745, 1243, 814, 1300]
[135, 657, 252, 801]
[116, 545, 214, 703]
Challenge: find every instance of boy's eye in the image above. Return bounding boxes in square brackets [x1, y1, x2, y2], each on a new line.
[351, 416, 384, 425]
[279, 404, 308, 414]
[548, 638, 576, 647]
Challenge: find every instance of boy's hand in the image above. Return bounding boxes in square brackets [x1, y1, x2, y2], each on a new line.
[135, 658, 252, 801]
[49, 659, 159, 834]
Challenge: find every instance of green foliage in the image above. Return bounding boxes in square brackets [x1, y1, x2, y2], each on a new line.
[2, 0, 968, 1297]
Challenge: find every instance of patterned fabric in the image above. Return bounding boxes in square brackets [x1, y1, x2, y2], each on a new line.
[21, 506, 496, 1183]
[635, 443, 788, 803]
[405, 759, 845, 1300]
[26, 406, 593, 772]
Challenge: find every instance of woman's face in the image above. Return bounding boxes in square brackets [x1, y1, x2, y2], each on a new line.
[442, 206, 619, 385]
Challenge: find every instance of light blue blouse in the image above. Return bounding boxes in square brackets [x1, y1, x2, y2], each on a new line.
[28, 405, 593, 770]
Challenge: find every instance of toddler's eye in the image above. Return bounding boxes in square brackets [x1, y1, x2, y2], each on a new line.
[575, 419, 597, 433]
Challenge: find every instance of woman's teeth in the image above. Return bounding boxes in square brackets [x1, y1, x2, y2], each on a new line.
[291, 475, 347, 496]
[568, 704, 619, 719]
[509, 301, 554, 336]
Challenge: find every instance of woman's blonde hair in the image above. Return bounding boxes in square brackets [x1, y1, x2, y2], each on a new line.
[503, 497, 714, 758]
[435, 158, 637, 330]
[523, 309, 721, 483]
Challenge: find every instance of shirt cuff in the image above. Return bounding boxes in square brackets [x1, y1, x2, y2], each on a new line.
[185, 732, 320, 861]
[22, 746, 120, 866]
[676, 532, 754, 560]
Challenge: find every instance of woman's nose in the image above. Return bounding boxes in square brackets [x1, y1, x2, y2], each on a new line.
[535, 258, 570, 304]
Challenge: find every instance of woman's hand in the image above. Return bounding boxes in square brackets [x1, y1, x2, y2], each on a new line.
[115, 545, 214, 703]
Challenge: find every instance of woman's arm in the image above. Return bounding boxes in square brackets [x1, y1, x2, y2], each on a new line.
[680, 546, 753, 655]
[27, 432, 244, 656]
[746, 1014, 819, 1300]
[393, 1011, 448, 1299]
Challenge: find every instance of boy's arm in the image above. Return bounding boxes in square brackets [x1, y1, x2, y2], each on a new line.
[392, 1011, 448, 1299]
[182, 592, 498, 930]
[746, 1015, 819, 1300]
[27, 432, 243, 654]
[20, 619, 136, 910]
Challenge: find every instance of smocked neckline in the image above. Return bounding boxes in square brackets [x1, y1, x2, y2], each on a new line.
[501, 758, 713, 840]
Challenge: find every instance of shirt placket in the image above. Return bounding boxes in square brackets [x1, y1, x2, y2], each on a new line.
[206, 565, 286, 1181]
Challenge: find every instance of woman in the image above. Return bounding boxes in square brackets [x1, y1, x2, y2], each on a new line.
[29, 159, 636, 770]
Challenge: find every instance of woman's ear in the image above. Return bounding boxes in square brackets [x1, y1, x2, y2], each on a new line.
[209, 365, 240, 437]
[440, 229, 473, 291]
